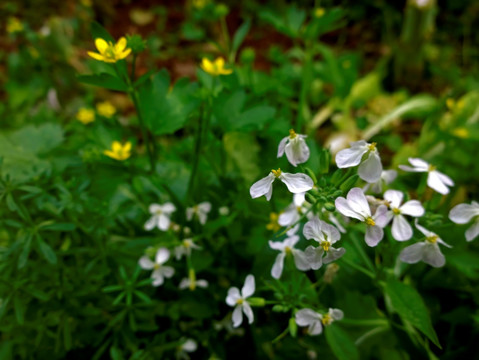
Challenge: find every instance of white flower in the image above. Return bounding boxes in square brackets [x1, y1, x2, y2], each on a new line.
[176, 338, 197, 360]
[295, 308, 343, 336]
[278, 192, 312, 228]
[277, 129, 310, 166]
[219, 206, 230, 216]
[399, 158, 454, 195]
[400, 221, 452, 268]
[144, 202, 176, 231]
[303, 217, 345, 269]
[383, 190, 425, 241]
[186, 202, 212, 225]
[335, 187, 389, 246]
[326, 211, 347, 233]
[174, 239, 201, 260]
[449, 201, 479, 241]
[179, 277, 208, 290]
[250, 169, 314, 201]
[363, 169, 397, 193]
[225, 274, 255, 327]
[138, 248, 175, 286]
[268, 235, 310, 279]
[335, 140, 383, 183]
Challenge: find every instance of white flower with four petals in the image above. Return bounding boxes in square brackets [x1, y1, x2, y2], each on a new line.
[269, 235, 310, 279]
[138, 248, 175, 286]
[186, 202, 212, 225]
[250, 169, 314, 201]
[295, 308, 344, 336]
[277, 129, 310, 166]
[335, 140, 383, 183]
[174, 239, 201, 260]
[225, 274, 256, 327]
[449, 201, 479, 241]
[399, 158, 454, 195]
[144, 203, 176, 231]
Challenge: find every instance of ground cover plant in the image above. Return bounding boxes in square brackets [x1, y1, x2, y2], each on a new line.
[1, 0, 479, 359]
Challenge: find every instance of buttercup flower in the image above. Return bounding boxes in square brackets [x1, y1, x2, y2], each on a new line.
[104, 141, 131, 161]
[383, 190, 425, 241]
[335, 140, 383, 183]
[335, 187, 389, 246]
[144, 202, 176, 231]
[96, 101, 116, 118]
[250, 169, 314, 201]
[7, 17, 23, 34]
[295, 308, 343, 336]
[226, 274, 255, 327]
[277, 129, 310, 166]
[139, 248, 175, 286]
[303, 217, 345, 269]
[76, 108, 95, 124]
[200, 57, 233, 76]
[400, 221, 451, 268]
[363, 169, 397, 194]
[174, 239, 200, 260]
[87, 37, 131, 63]
[449, 201, 479, 241]
[268, 235, 310, 279]
[186, 202, 212, 225]
[399, 158, 454, 195]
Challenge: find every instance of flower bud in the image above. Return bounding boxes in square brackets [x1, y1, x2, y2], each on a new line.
[126, 34, 146, 54]
[289, 317, 298, 337]
[248, 297, 265, 307]
[214, 3, 229, 17]
[340, 174, 359, 192]
[324, 202, 336, 212]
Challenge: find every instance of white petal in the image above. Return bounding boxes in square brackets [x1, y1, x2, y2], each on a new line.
[158, 214, 171, 231]
[422, 243, 446, 267]
[427, 171, 450, 195]
[138, 256, 155, 270]
[197, 211, 208, 225]
[328, 213, 346, 233]
[241, 274, 255, 298]
[151, 270, 164, 286]
[322, 221, 341, 243]
[155, 248, 170, 264]
[293, 249, 311, 271]
[284, 235, 300, 248]
[346, 187, 371, 218]
[304, 245, 323, 270]
[279, 172, 314, 193]
[391, 215, 413, 241]
[226, 287, 241, 306]
[277, 136, 288, 157]
[286, 223, 300, 236]
[295, 308, 320, 326]
[330, 308, 344, 321]
[269, 240, 286, 251]
[149, 204, 162, 213]
[242, 302, 254, 324]
[384, 190, 403, 209]
[182, 339, 197, 352]
[285, 137, 310, 166]
[303, 217, 325, 242]
[199, 201, 212, 212]
[293, 192, 306, 206]
[382, 169, 397, 184]
[271, 252, 286, 279]
[398, 165, 424, 172]
[232, 305, 243, 327]
[436, 171, 454, 186]
[174, 246, 185, 260]
[465, 222, 479, 242]
[308, 320, 323, 335]
[161, 266, 175, 278]
[358, 152, 382, 183]
[400, 243, 425, 264]
[250, 174, 276, 200]
[179, 278, 190, 289]
[323, 247, 346, 264]
[414, 220, 435, 238]
[449, 203, 479, 224]
[144, 216, 157, 231]
[160, 202, 176, 214]
[400, 200, 424, 217]
[365, 225, 383, 247]
[278, 206, 299, 226]
[408, 158, 430, 170]
[196, 279, 209, 288]
[374, 205, 390, 228]
[335, 146, 368, 168]
[335, 197, 364, 221]
[186, 207, 194, 221]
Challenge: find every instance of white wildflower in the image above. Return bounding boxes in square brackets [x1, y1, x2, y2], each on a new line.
[176, 338, 197, 360]
[295, 308, 343, 336]
[449, 201, 479, 241]
[179, 277, 208, 291]
[278, 192, 312, 228]
[269, 235, 310, 279]
[186, 202, 212, 225]
[138, 248, 175, 286]
[250, 169, 314, 201]
[335, 140, 383, 183]
[363, 169, 397, 193]
[277, 129, 310, 166]
[399, 158, 454, 195]
[174, 239, 201, 260]
[225, 274, 255, 327]
[144, 202, 176, 231]
[219, 206, 230, 216]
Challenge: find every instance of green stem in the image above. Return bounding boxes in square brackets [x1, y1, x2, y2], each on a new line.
[355, 325, 389, 346]
[351, 232, 376, 272]
[339, 257, 376, 279]
[341, 318, 389, 326]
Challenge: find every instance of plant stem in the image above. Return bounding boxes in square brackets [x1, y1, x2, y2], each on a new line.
[187, 104, 205, 201]
[355, 325, 389, 346]
[339, 257, 376, 279]
[351, 232, 376, 272]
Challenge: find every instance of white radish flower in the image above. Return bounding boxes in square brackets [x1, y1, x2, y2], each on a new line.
[383, 190, 425, 241]
[363, 169, 397, 193]
[176, 338, 197, 360]
[303, 217, 345, 270]
[326, 211, 347, 233]
[335, 187, 389, 246]
[186, 202, 212, 225]
[144, 202, 176, 231]
[269, 235, 310, 279]
[250, 169, 314, 201]
[278, 192, 312, 228]
[174, 239, 201, 260]
[277, 129, 310, 166]
[449, 201, 479, 241]
[225, 274, 256, 327]
[295, 308, 343, 336]
[179, 277, 208, 291]
[400, 221, 452, 268]
[335, 140, 383, 183]
[399, 158, 454, 195]
[138, 248, 175, 286]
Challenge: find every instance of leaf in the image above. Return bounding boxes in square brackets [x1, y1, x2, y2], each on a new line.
[14, 296, 25, 325]
[77, 74, 129, 92]
[38, 239, 57, 265]
[232, 19, 251, 55]
[18, 233, 32, 269]
[90, 22, 114, 42]
[230, 105, 276, 131]
[385, 278, 441, 348]
[223, 132, 260, 184]
[325, 325, 360, 360]
[40, 223, 76, 232]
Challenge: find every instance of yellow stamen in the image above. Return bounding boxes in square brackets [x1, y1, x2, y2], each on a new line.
[365, 217, 375, 226]
[321, 314, 332, 326]
[428, 164, 436, 172]
[289, 129, 297, 139]
[153, 263, 161, 270]
[368, 142, 377, 151]
[426, 235, 438, 244]
[285, 246, 292, 254]
[236, 298, 244, 305]
[321, 241, 331, 252]
[271, 168, 282, 177]
[392, 208, 401, 215]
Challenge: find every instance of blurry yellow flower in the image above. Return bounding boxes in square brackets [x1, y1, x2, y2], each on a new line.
[446, 98, 455, 110]
[104, 141, 132, 161]
[193, 0, 208, 9]
[452, 127, 469, 139]
[7, 17, 23, 34]
[80, 0, 92, 7]
[76, 108, 95, 124]
[96, 101, 116, 118]
[266, 212, 281, 232]
[314, 8, 325, 18]
[200, 57, 233, 76]
[87, 37, 131, 63]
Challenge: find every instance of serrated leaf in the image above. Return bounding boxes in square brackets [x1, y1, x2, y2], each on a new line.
[325, 325, 360, 360]
[78, 74, 129, 92]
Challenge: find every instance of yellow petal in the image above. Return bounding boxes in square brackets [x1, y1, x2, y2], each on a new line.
[112, 141, 122, 152]
[103, 150, 118, 159]
[118, 48, 132, 60]
[123, 142, 132, 152]
[87, 51, 105, 61]
[220, 68, 233, 75]
[201, 58, 213, 72]
[215, 57, 225, 68]
[95, 38, 109, 54]
[115, 37, 127, 52]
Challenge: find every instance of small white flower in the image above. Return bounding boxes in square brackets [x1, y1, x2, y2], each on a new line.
[174, 239, 201, 260]
[363, 169, 397, 193]
[225, 274, 255, 327]
[179, 277, 208, 290]
[219, 206, 230, 216]
[400, 221, 452, 268]
[326, 211, 347, 233]
[278, 192, 312, 228]
[186, 202, 212, 225]
[383, 190, 425, 241]
[277, 129, 310, 166]
[449, 201, 479, 241]
[335, 187, 389, 246]
[399, 158, 454, 195]
[269, 235, 310, 279]
[176, 338, 197, 360]
[303, 218, 345, 270]
[144, 202, 176, 231]
[335, 140, 383, 183]
[138, 248, 175, 286]
[295, 308, 343, 336]
[250, 169, 314, 201]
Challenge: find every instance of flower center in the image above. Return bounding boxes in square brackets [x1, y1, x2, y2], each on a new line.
[365, 217, 375, 226]
[289, 129, 297, 139]
[426, 235, 438, 243]
[153, 263, 161, 270]
[155, 209, 162, 215]
[368, 142, 377, 152]
[104, 44, 117, 59]
[321, 241, 331, 252]
[271, 168, 282, 178]
[236, 298, 244, 305]
[321, 314, 332, 326]
[428, 164, 436, 172]
[285, 246, 292, 254]
[392, 208, 401, 215]
[183, 240, 191, 248]
[296, 206, 303, 214]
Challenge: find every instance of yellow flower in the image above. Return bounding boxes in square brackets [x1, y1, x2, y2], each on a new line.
[314, 8, 325, 18]
[200, 57, 233, 76]
[104, 141, 132, 161]
[7, 17, 23, 34]
[76, 108, 95, 124]
[193, 0, 208, 9]
[266, 212, 281, 232]
[96, 101, 116, 118]
[452, 127, 469, 139]
[80, 0, 92, 7]
[87, 37, 131, 63]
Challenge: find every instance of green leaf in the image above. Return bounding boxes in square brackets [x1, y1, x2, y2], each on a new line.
[13, 296, 25, 325]
[18, 233, 32, 269]
[232, 19, 251, 55]
[38, 238, 57, 264]
[230, 105, 276, 131]
[385, 278, 441, 348]
[77, 74, 129, 92]
[40, 223, 76, 232]
[325, 325, 360, 360]
[90, 22, 114, 42]
[223, 132, 260, 184]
